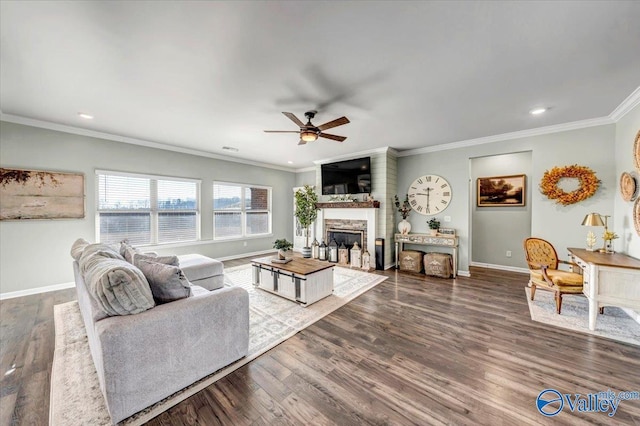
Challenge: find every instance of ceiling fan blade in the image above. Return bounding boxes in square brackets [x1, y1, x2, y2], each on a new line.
[319, 133, 346, 142]
[298, 139, 307, 145]
[282, 112, 305, 127]
[264, 130, 301, 133]
[317, 116, 350, 131]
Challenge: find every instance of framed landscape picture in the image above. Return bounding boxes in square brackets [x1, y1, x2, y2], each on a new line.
[0, 168, 85, 220]
[477, 174, 526, 207]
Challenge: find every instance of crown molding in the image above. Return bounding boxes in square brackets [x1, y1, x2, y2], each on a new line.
[294, 166, 316, 173]
[609, 86, 640, 122]
[397, 116, 614, 157]
[312, 146, 396, 165]
[0, 113, 296, 173]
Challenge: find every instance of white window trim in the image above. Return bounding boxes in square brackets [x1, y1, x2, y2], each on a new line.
[213, 181, 272, 240]
[96, 170, 201, 245]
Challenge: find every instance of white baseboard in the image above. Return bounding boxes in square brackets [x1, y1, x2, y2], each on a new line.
[216, 249, 275, 262]
[0, 281, 76, 300]
[457, 270, 471, 277]
[470, 262, 529, 274]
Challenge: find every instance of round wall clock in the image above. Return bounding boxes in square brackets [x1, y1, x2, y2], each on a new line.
[620, 171, 637, 202]
[407, 174, 452, 215]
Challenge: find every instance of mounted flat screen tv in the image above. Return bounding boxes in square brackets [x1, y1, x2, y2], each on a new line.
[321, 157, 371, 195]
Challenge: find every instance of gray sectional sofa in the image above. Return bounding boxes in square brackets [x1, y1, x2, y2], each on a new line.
[71, 240, 249, 424]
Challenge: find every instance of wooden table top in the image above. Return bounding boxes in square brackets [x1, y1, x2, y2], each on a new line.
[567, 247, 640, 270]
[251, 256, 335, 275]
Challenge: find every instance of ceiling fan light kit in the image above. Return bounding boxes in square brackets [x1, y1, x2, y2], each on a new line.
[264, 110, 349, 145]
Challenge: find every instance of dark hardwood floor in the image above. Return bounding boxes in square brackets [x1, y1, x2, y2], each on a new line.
[2, 257, 639, 425]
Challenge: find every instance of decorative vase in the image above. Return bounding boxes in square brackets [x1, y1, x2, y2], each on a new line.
[398, 219, 411, 235]
[277, 249, 287, 260]
[301, 246, 312, 258]
[604, 240, 614, 254]
[429, 229, 437, 236]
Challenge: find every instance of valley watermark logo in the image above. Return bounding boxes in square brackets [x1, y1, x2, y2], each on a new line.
[536, 388, 639, 417]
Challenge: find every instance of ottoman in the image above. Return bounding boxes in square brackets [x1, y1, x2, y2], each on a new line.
[424, 252, 453, 278]
[399, 250, 423, 273]
[178, 254, 224, 291]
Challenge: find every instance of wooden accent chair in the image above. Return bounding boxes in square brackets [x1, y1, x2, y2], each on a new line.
[523, 237, 585, 314]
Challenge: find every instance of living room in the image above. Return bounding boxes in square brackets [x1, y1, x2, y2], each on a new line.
[1, 1, 640, 425]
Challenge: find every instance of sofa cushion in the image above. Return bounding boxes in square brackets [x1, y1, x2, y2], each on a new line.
[178, 254, 224, 282]
[137, 259, 192, 304]
[79, 251, 155, 316]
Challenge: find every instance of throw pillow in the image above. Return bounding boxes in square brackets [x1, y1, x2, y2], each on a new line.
[132, 253, 179, 268]
[120, 241, 142, 263]
[136, 259, 192, 304]
[79, 255, 155, 316]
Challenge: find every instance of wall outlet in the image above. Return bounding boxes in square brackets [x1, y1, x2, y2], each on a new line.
[444, 216, 451, 222]
[506, 250, 512, 258]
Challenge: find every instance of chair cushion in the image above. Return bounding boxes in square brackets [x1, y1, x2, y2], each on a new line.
[530, 269, 583, 287]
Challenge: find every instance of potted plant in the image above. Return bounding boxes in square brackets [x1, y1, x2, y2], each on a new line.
[273, 239, 293, 260]
[428, 217, 440, 236]
[295, 185, 319, 258]
[394, 194, 412, 234]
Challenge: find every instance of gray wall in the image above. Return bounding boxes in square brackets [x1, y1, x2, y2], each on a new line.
[0, 121, 295, 293]
[295, 170, 315, 187]
[471, 151, 532, 269]
[397, 124, 617, 274]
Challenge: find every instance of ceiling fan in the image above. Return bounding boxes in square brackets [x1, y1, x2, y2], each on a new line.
[264, 111, 350, 145]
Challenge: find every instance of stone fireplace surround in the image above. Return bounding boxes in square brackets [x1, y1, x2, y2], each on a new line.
[325, 219, 367, 250]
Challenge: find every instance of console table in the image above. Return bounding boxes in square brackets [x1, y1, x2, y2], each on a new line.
[395, 233, 459, 277]
[567, 248, 640, 331]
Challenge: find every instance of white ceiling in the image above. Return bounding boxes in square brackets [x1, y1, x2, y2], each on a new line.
[1, 1, 639, 170]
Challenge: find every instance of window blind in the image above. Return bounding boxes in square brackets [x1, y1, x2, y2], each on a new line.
[213, 182, 271, 239]
[97, 172, 199, 245]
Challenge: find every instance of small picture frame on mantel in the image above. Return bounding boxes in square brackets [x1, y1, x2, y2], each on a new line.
[439, 228, 456, 236]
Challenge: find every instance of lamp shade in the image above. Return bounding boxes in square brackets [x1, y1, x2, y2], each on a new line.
[581, 213, 605, 227]
[300, 130, 318, 142]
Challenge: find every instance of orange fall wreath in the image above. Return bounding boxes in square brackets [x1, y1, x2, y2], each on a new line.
[540, 164, 600, 205]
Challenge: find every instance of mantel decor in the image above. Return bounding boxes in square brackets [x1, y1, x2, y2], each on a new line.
[539, 164, 600, 206]
[315, 201, 380, 209]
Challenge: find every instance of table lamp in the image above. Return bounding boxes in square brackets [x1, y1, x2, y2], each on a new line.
[581, 213, 608, 252]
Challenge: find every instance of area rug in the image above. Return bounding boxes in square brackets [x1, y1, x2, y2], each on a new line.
[525, 287, 640, 346]
[50, 265, 387, 425]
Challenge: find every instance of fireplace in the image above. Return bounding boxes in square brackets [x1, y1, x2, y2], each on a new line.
[314, 205, 378, 264]
[324, 219, 367, 250]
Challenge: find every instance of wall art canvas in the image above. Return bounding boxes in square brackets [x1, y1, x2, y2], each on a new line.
[477, 174, 526, 207]
[0, 168, 85, 220]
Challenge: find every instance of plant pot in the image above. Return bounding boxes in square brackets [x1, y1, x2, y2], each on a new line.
[301, 247, 312, 258]
[277, 249, 287, 260]
[398, 219, 411, 235]
[429, 229, 438, 236]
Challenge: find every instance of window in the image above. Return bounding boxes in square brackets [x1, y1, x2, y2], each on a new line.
[97, 171, 200, 245]
[213, 182, 271, 239]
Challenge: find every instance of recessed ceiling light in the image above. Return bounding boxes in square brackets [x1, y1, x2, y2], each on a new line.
[78, 112, 94, 119]
[287, 161, 293, 164]
[222, 146, 239, 152]
[529, 107, 547, 115]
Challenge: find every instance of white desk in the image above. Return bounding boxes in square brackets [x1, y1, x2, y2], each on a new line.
[568, 248, 640, 331]
[395, 233, 458, 278]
